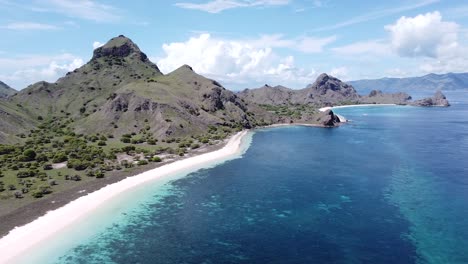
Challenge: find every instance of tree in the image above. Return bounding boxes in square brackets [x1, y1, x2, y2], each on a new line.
[22, 149, 37, 161]
[52, 152, 67, 163]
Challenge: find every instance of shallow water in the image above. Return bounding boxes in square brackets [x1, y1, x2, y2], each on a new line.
[23, 92, 468, 263]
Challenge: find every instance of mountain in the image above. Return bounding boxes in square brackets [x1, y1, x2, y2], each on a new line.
[0, 35, 278, 143]
[410, 91, 450, 107]
[0, 81, 16, 98]
[349, 72, 468, 94]
[238, 73, 360, 106]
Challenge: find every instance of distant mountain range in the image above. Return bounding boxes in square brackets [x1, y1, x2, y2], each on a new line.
[0, 81, 16, 98]
[349, 72, 468, 94]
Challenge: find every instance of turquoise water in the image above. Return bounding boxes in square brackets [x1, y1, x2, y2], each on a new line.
[22, 92, 468, 263]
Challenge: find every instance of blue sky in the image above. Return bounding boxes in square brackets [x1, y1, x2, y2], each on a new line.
[1, 0, 467, 90]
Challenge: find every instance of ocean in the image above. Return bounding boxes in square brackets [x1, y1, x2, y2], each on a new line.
[20, 91, 468, 264]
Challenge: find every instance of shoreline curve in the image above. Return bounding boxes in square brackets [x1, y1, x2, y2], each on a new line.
[0, 130, 251, 264]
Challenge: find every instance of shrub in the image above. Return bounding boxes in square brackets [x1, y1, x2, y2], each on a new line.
[68, 159, 89, 171]
[152, 156, 162, 162]
[0, 145, 16, 155]
[120, 137, 131, 143]
[21, 149, 36, 161]
[32, 190, 43, 198]
[121, 146, 136, 153]
[98, 140, 106, 146]
[43, 164, 53, 170]
[191, 143, 200, 149]
[137, 160, 148, 166]
[17, 171, 33, 178]
[52, 152, 67, 163]
[95, 171, 105, 178]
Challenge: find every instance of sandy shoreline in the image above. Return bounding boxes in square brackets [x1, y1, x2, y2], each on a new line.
[319, 104, 397, 112]
[0, 130, 250, 264]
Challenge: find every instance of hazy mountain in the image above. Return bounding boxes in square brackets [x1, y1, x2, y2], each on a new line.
[349, 72, 468, 94]
[0, 81, 16, 98]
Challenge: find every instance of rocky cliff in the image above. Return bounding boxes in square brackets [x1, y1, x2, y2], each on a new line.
[410, 91, 450, 107]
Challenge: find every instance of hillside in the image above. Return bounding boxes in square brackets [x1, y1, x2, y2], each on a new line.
[349, 72, 468, 94]
[0, 35, 277, 144]
[0, 81, 16, 98]
[239, 73, 361, 107]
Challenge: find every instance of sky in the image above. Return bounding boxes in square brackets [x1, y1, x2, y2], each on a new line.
[0, 0, 467, 90]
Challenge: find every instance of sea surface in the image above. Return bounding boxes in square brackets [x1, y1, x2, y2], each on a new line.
[22, 91, 468, 264]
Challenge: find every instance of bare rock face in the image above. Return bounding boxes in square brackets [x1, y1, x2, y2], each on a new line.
[361, 90, 412, 104]
[304, 73, 359, 104]
[315, 109, 341, 127]
[410, 91, 450, 107]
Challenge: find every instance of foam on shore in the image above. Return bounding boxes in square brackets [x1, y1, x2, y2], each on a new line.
[0, 130, 251, 264]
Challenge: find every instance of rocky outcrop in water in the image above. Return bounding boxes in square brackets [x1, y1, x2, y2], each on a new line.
[410, 91, 450, 107]
[315, 109, 341, 127]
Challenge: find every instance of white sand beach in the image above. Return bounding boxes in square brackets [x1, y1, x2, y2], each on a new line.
[319, 104, 397, 112]
[0, 130, 250, 264]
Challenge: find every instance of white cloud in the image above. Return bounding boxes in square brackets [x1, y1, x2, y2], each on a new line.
[385, 11, 459, 58]
[250, 34, 336, 53]
[156, 33, 318, 89]
[1, 22, 60, 30]
[0, 54, 84, 89]
[312, 0, 439, 32]
[93, 41, 104, 49]
[175, 0, 290, 13]
[32, 0, 121, 22]
[330, 66, 349, 80]
[331, 40, 390, 56]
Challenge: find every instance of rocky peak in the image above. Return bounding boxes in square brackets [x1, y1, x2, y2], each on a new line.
[171, 64, 195, 74]
[434, 90, 447, 100]
[368, 90, 383, 97]
[92, 35, 150, 63]
[410, 90, 450, 107]
[309, 73, 356, 93]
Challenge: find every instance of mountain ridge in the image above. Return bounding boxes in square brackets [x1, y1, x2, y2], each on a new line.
[349, 72, 468, 93]
[0, 81, 16, 98]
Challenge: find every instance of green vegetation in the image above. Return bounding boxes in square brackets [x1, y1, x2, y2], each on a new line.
[0, 112, 233, 202]
[259, 104, 317, 120]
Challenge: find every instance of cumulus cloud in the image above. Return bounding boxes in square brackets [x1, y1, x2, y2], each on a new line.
[0, 54, 84, 89]
[175, 0, 290, 13]
[385, 11, 459, 58]
[93, 41, 104, 49]
[156, 33, 318, 89]
[330, 67, 349, 80]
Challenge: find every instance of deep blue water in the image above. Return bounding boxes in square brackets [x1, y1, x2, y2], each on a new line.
[30, 91, 468, 263]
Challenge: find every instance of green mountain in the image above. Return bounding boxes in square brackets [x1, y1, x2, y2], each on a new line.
[0, 35, 278, 144]
[0, 81, 16, 98]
